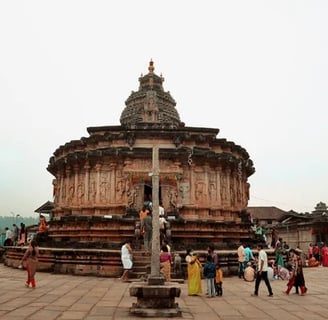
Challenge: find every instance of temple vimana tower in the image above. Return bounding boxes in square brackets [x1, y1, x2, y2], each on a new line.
[47, 60, 255, 249]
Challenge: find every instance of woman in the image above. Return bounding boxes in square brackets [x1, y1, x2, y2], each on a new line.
[283, 249, 307, 295]
[275, 243, 285, 267]
[120, 239, 133, 281]
[20, 239, 39, 288]
[18, 223, 26, 246]
[185, 249, 202, 296]
[160, 245, 172, 281]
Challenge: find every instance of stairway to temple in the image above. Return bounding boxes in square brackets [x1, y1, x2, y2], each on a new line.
[130, 250, 151, 280]
[129, 249, 185, 283]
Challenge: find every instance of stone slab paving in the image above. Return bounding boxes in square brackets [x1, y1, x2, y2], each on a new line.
[0, 264, 327, 319]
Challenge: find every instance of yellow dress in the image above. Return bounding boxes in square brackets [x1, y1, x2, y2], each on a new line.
[186, 255, 202, 295]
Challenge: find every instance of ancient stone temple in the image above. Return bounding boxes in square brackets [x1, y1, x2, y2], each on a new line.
[47, 60, 255, 249]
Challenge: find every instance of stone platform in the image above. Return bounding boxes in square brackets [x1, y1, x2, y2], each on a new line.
[1, 264, 328, 319]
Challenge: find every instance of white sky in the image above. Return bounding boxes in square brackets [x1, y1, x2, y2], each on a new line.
[0, 1, 327, 217]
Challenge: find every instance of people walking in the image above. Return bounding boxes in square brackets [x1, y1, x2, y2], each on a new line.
[160, 245, 172, 281]
[237, 243, 246, 278]
[251, 244, 273, 297]
[141, 211, 152, 254]
[283, 248, 307, 295]
[119, 239, 133, 281]
[20, 239, 39, 288]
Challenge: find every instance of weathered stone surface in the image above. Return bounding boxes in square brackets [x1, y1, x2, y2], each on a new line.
[130, 283, 181, 316]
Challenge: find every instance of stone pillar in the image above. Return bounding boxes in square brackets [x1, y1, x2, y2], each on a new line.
[84, 162, 90, 204]
[73, 164, 79, 206]
[95, 163, 101, 204]
[149, 145, 163, 284]
[65, 167, 71, 206]
[216, 166, 222, 207]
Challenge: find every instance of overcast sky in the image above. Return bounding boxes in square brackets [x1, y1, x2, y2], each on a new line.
[0, 1, 327, 217]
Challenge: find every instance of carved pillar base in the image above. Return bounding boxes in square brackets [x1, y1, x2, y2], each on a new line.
[130, 283, 181, 317]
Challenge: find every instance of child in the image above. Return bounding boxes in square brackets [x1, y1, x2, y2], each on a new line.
[203, 255, 216, 297]
[243, 262, 255, 282]
[215, 263, 223, 296]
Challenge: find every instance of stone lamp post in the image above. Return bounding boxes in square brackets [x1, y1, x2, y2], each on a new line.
[130, 146, 181, 317]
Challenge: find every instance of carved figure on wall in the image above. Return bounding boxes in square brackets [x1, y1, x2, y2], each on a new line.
[168, 189, 178, 208]
[89, 176, 96, 202]
[209, 182, 216, 202]
[116, 179, 126, 202]
[127, 187, 138, 209]
[68, 182, 75, 202]
[100, 173, 109, 203]
[179, 182, 190, 201]
[230, 183, 235, 206]
[195, 181, 205, 201]
[221, 175, 227, 201]
[77, 182, 85, 204]
[62, 183, 66, 199]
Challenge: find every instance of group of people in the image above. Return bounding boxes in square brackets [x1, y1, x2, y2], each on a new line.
[184, 245, 223, 298]
[307, 242, 328, 267]
[4, 223, 27, 246]
[238, 240, 308, 297]
[139, 202, 168, 255]
[119, 237, 173, 282]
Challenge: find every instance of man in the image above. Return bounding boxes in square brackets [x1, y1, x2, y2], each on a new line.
[4, 227, 13, 246]
[12, 224, 19, 245]
[244, 243, 254, 269]
[141, 211, 152, 254]
[252, 243, 273, 297]
[237, 243, 246, 278]
[207, 244, 218, 266]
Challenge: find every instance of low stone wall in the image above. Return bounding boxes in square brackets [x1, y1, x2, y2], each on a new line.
[3, 246, 122, 277]
[3, 246, 276, 278]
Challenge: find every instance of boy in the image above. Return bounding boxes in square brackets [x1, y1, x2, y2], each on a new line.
[215, 264, 223, 296]
[203, 255, 216, 297]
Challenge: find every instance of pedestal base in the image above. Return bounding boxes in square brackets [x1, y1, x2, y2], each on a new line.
[130, 283, 181, 318]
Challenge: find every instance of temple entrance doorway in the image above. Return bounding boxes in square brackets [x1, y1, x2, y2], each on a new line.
[143, 184, 162, 209]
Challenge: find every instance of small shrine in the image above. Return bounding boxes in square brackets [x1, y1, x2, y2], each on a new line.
[46, 60, 255, 250]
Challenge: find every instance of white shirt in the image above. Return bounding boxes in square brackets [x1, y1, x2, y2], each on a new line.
[159, 206, 165, 216]
[258, 249, 269, 272]
[5, 229, 12, 240]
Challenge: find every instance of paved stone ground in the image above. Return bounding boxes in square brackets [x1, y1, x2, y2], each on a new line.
[0, 264, 327, 319]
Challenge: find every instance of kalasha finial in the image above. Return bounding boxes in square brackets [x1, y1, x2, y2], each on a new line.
[148, 59, 154, 73]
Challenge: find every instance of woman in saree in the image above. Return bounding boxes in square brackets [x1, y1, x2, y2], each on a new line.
[20, 239, 39, 288]
[185, 249, 202, 296]
[284, 249, 307, 295]
[160, 245, 172, 281]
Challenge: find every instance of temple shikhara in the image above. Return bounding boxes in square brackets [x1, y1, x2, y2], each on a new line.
[47, 60, 255, 249]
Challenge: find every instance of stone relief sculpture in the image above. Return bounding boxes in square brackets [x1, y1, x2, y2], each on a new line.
[209, 182, 217, 202]
[89, 175, 96, 203]
[195, 181, 205, 201]
[127, 187, 138, 209]
[168, 189, 178, 208]
[179, 182, 190, 202]
[221, 175, 227, 201]
[116, 179, 126, 202]
[68, 182, 75, 202]
[77, 182, 85, 205]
